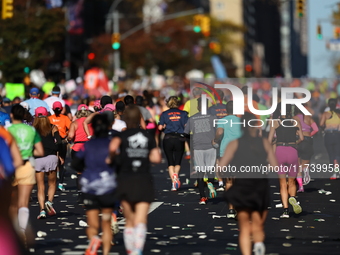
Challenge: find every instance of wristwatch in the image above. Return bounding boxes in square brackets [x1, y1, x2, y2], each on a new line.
[87, 136, 92, 140]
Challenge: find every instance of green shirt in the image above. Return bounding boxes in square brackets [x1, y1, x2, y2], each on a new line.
[8, 123, 41, 160]
[217, 115, 242, 156]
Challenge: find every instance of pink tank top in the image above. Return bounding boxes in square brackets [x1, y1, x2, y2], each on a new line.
[297, 114, 312, 132]
[72, 117, 92, 151]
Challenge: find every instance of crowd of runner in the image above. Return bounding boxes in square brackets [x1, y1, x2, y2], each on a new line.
[0, 83, 339, 255]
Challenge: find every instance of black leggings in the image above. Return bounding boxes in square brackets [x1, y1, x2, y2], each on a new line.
[59, 143, 67, 183]
[197, 178, 214, 198]
[163, 136, 184, 166]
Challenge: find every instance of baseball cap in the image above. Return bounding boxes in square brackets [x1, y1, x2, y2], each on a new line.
[35, 107, 48, 117]
[115, 101, 125, 112]
[94, 100, 101, 109]
[103, 104, 115, 112]
[30, 88, 40, 96]
[52, 101, 63, 110]
[52, 85, 61, 95]
[3, 97, 11, 103]
[77, 104, 89, 111]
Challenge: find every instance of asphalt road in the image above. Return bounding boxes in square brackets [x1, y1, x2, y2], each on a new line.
[28, 134, 340, 255]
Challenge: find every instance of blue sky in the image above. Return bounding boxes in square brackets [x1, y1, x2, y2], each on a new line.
[308, 0, 340, 78]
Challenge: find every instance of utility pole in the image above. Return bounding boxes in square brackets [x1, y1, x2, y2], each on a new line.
[113, 11, 120, 80]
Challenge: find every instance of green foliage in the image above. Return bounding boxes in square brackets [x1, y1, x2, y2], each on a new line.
[0, 6, 65, 82]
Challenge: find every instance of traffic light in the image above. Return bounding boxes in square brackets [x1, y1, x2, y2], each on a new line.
[201, 16, 210, 37]
[87, 53, 95, 60]
[296, 0, 305, 18]
[112, 33, 120, 50]
[317, 25, 322, 40]
[209, 41, 221, 54]
[2, 0, 13, 20]
[334, 27, 340, 39]
[193, 14, 203, 33]
[245, 64, 253, 73]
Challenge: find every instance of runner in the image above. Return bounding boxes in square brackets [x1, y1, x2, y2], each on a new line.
[48, 101, 71, 191]
[108, 105, 161, 255]
[72, 114, 117, 255]
[44, 85, 65, 115]
[67, 104, 92, 159]
[0, 125, 23, 169]
[8, 104, 44, 243]
[213, 101, 242, 218]
[219, 112, 278, 255]
[295, 106, 319, 192]
[83, 95, 114, 138]
[268, 104, 304, 218]
[23, 88, 50, 116]
[319, 98, 340, 179]
[208, 89, 227, 191]
[184, 97, 217, 204]
[33, 107, 62, 219]
[158, 96, 188, 191]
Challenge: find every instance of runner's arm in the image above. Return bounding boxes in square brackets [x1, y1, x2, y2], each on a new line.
[149, 147, 161, 163]
[262, 138, 279, 168]
[67, 122, 76, 141]
[83, 112, 98, 137]
[218, 139, 238, 167]
[33, 141, 44, 157]
[10, 140, 23, 168]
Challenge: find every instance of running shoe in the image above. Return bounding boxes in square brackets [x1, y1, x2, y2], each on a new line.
[216, 184, 225, 192]
[37, 210, 46, 219]
[85, 235, 101, 255]
[303, 168, 311, 185]
[171, 183, 177, 191]
[207, 183, 217, 198]
[288, 197, 302, 214]
[111, 213, 119, 235]
[330, 173, 337, 180]
[253, 242, 265, 255]
[172, 174, 180, 189]
[58, 183, 65, 191]
[199, 197, 208, 205]
[227, 209, 237, 219]
[118, 206, 123, 215]
[280, 209, 289, 219]
[45, 201, 56, 216]
[297, 186, 304, 193]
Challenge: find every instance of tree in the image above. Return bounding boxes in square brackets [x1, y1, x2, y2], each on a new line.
[88, 14, 244, 77]
[0, 1, 65, 82]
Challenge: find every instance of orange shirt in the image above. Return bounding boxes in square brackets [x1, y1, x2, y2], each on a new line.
[0, 126, 13, 145]
[49, 114, 71, 138]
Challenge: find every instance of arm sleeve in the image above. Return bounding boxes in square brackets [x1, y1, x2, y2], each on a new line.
[53, 129, 62, 145]
[310, 122, 319, 136]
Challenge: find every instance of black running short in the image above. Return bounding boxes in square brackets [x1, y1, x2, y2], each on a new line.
[297, 136, 314, 160]
[82, 192, 116, 210]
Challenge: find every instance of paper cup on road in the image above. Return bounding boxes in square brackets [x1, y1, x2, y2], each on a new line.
[79, 220, 88, 227]
[37, 231, 47, 237]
